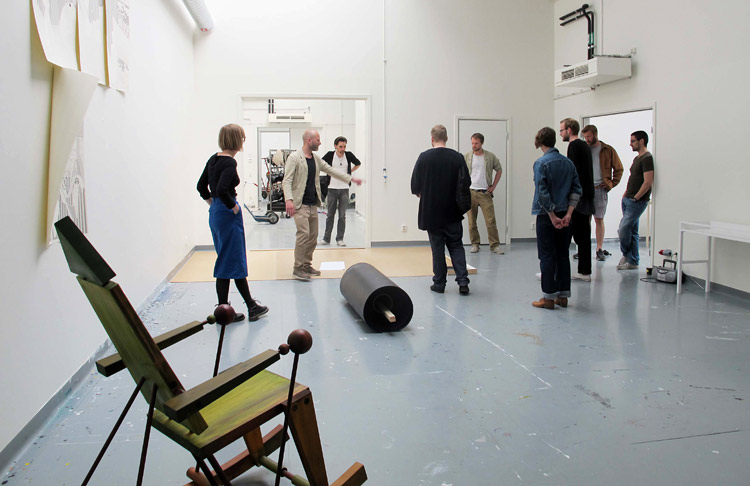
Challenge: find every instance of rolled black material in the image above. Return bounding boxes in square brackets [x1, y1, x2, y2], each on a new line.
[340, 263, 413, 332]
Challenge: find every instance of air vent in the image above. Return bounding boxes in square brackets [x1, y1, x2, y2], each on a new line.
[268, 113, 312, 123]
[555, 56, 631, 88]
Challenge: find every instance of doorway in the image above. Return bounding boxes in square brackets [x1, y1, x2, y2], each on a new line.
[456, 117, 510, 246]
[240, 96, 370, 249]
[582, 108, 655, 263]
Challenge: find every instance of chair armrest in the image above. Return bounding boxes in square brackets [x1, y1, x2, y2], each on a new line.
[96, 320, 206, 377]
[163, 349, 281, 422]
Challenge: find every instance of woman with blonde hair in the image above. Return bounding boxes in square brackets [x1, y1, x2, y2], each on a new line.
[197, 123, 268, 321]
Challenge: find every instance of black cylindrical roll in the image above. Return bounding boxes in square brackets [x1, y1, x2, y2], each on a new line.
[340, 263, 413, 332]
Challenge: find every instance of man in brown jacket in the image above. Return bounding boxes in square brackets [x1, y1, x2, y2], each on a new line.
[581, 125, 623, 261]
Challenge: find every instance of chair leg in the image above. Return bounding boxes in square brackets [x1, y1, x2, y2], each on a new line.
[206, 455, 232, 486]
[81, 377, 145, 486]
[193, 457, 221, 486]
[289, 393, 329, 486]
[136, 383, 158, 486]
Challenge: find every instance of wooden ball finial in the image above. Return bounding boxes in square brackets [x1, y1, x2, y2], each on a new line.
[287, 329, 313, 354]
[213, 304, 236, 325]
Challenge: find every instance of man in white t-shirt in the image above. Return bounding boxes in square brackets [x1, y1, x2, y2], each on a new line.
[320, 136, 361, 246]
[464, 133, 504, 254]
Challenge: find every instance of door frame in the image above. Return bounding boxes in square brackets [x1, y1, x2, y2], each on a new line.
[454, 115, 512, 246]
[239, 93, 372, 247]
[582, 103, 657, 267]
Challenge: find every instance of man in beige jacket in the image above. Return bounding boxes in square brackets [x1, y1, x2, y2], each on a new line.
[283, 129, 362, 281]
[464, 133, 504, 254]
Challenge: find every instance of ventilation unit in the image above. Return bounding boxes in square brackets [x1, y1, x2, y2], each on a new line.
[268, 113, 312, 123]
[555, 56, 631, 88]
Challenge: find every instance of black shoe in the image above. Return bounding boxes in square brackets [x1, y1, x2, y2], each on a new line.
[232, 312, 246, 322]
[603, 249, 611, 256]
[430, 284, 445, 293]
[596, 249, 606, 261]
[459, 285, 470, 295]
[573, 253, 579, 259]
[247, 303, 269, 321]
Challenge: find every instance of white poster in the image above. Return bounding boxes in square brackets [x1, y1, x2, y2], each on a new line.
[51, 130, 88, 241]
[31, 0, 79, 70]
[78, 0, 107, 84]
[105, 0, 129, 91]
[47, 67, 98, 245]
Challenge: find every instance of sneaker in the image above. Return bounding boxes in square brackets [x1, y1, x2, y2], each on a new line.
[618, 256, 627, 266]
[232, 312, 246, 322]
[247, 303, 269, 321]
[603, 249, 611, 256]
[491, 246, 504, 255]
[573, 253, 579, 259]
[572, 272, 591, 282]
[320, 239, 330, 246]
[596, 249, 606, 261]
[292, 268, 311, 281]
[459, 285, 470, 295]
[554, 297, 568, 308]
[336, 240, 346, 247]
[430, 284, 445, 293]
[535, 272, 541, 280]
[617, 262, 639, 270]
[470, 245, 479, 253]
[532, 298, 555, 309]
[304, 265, 321, 276]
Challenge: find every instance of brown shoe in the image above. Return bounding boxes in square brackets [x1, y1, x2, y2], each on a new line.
[304, 265, 321, 276]
[531, 298, 555, 309]
[554, 297, 568, 308]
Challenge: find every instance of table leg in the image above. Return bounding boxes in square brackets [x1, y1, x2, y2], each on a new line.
[677, 229, 684, 294]
[706, 236, 712, 293]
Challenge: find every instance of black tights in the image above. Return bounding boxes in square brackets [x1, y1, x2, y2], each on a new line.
[216, 278, 254, 309]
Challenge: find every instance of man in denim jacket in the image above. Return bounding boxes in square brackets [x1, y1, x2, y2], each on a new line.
[531, 127, 582, 309]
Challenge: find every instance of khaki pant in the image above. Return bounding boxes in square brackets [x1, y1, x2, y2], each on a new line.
[468, 189, 500, 248]
[293, 205, 318, 270]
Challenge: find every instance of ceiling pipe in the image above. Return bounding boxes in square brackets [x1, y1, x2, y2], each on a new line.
[181, 0, 214, 32]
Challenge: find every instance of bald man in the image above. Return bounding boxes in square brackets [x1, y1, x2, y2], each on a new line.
[283, 129, 362, 281]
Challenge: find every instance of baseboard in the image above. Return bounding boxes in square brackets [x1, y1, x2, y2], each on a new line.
[372, 240, 430, 247]
[682, 273, 750, 300]
[0, 339, 111, 472]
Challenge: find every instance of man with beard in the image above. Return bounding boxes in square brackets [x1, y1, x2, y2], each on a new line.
[581, 124, 623, 261]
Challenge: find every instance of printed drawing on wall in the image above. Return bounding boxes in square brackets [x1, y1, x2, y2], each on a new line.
[31, 0, 79, 70]
[78, 0, 107, 84]
[51, 128, 87, 242]
[105, 0, 130, 91]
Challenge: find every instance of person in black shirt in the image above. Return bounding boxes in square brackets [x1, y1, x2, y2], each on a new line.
[560, 118, 595, 281]
[411, 124, 471, 295]
[197, 123, 268, 322]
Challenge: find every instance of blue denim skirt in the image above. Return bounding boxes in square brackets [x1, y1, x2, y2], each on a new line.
[208, 199, 248, 279]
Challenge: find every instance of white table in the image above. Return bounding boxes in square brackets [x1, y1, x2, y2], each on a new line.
[677, 221, 750, 294]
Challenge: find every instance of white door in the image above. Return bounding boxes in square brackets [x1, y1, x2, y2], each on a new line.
[582, 110, 654, 243]
[457, 118, 509, 245]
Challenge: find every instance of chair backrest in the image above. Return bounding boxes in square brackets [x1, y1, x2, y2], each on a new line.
[55, 217, 208, 434]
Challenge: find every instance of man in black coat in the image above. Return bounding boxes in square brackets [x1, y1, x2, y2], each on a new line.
[411, 124, 471, 295]
[560, 118, 595, 281]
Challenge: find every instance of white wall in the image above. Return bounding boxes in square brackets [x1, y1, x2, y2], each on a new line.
[0, 1, 197, 452]
[553, 0, 750, 292]
[190, 0, 554, 245]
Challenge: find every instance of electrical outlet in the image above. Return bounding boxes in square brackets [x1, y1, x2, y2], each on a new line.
[401, 224, 407, 232]
[531, 221, 536, 230]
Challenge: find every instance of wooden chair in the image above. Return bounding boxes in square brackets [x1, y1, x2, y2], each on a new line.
[54, 217, 366, 486]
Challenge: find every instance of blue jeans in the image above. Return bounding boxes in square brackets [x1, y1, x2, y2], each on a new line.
[324, 188, 349, 242]
[536, 213, 572, 299]
[427, 221, 469, 288]
[618, 198, 648, 265]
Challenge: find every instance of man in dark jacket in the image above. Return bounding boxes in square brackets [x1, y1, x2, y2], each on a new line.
[560, 118, 595, 281]
[411, 124, 471, 295]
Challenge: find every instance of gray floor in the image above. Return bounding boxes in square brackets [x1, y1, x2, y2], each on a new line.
[4, 240, 750, 485]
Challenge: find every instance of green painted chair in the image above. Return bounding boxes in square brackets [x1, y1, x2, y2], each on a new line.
[54, 217, 366, 486]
